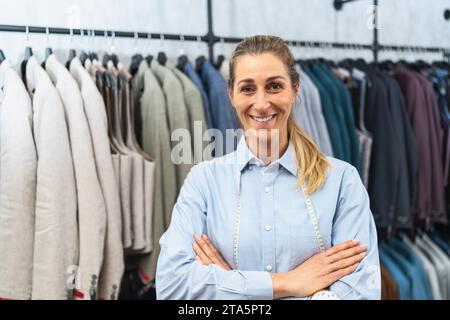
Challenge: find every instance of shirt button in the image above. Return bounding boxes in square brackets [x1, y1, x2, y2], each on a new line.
[266, 265, 273, 272]
[265, 225, 271, 232]
[264, 186, 271, 193]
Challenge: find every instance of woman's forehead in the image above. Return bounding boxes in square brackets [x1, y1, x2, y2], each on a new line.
[234, 53, 289, 80]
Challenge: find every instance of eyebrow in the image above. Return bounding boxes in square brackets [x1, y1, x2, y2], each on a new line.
[237, 75, 287, 85]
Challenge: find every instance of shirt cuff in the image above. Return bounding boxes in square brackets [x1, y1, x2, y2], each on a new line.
[243, 271, 274, 300]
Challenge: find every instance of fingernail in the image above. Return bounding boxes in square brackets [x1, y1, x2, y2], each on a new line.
[353, 239, 359, 244]
[202, 234, 208, 239]
[195, 234, 200, 240]
[360, 244, 368, 250]
[360, 252, 366, 257]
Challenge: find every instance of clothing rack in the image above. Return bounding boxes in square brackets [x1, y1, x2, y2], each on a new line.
[333, 0, 450, 62]
[0, 0, 449, 63]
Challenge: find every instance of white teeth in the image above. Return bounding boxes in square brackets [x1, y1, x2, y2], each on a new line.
[252, 115, 275, 122]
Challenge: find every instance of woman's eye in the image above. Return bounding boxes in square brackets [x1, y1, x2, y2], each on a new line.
[240, 86, 255, 94]
[267, 83, 283, 91]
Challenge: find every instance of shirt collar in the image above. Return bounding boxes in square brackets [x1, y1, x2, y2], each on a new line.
[235, 136, 298, 177]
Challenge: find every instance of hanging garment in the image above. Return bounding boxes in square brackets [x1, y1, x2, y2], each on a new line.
[400, 234, 442, 300]
[360, 66, 399, 229]
[388, 238, 432, 299]
[380, 243, 429, 300]
[309, 64, 351, 163]
[119, 67, 155, 255]
[356, 130, 373, 189]
[421, 234, 450, 298]
[303, 66, 346, 160]
[292, 75, 317, 147]
[150, 59, 192, 192]
[414, 236, 448, 299]
[346, 68, 373, 187]
[198, 60, 239, 156]
[171, 67, 210, 163]
[379, 72, 417, 229]
[133, 60, 176, 281]
[82, 58, 125, 300]
[379, 246, 412, 299]
[0, 60, 37, 300]
[415, 73, 446, 223]
[46, 54, 107, 300]
[87, 60, 133, 251]
[318, 64, 360, 169]
[380, 264, 399, 300]
[182, 60, 214, 130]
[394, 68, 446, 225]
[106, 62, 146, 253]
[297, 67, 333, 157]
[25, 56, 78, 300]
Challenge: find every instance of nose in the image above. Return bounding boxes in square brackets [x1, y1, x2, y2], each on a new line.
[253, 91, 271, 113]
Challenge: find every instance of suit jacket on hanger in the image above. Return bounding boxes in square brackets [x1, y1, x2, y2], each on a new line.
[26, 56, 78, 300]
[72, 58, 124, 300]
[46, 54, 108, 300]
[0, 60, 37, 300]
[134, 60, 176, 281]
[150, 59, 192, 192]
[171, 67, 210, 163]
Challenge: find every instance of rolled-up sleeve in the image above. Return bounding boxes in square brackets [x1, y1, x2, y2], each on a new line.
[329, 165, 381, 300]
[156, 164, 274, 300]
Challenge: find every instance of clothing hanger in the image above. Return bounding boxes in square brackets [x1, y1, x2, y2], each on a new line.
[156, 33, 167, 66]
[145, 54, 153, 66]
[43, 27, 53, 66]
[66, 49, 76, 69]
[176, 54, 188, 70]
[21, 46, 33, 86]
[214, 54, 225, 70]
[129, 33, 144, 76]
[129, 54, 143, 76]
[157, 51, 167, 66]
[0, 49, 5, 64]
[196, 55, 206, 73]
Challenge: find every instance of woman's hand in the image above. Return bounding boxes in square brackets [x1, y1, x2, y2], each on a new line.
[192, 234, 232, 271]
[271, 239, 367, 299]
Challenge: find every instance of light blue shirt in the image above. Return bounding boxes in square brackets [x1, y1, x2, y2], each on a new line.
[156, 137, 381, 299]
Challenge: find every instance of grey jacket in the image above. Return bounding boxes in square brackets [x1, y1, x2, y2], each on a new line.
[134, 60, 177, 280]
[150, 59, 192, 192]
[171, 67, 211, 163]
[0, 60, 37, 299]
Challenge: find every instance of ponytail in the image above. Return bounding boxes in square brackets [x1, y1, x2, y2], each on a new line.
[288, 116, 330, 195]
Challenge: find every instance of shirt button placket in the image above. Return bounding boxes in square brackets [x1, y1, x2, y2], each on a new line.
[261, 166, 276, 273]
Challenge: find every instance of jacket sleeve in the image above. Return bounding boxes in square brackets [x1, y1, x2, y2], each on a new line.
[156, 164, 274, 300]
[329, 165, 381, 300]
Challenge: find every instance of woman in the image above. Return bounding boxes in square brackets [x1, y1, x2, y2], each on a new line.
[156, 35, 380, 300]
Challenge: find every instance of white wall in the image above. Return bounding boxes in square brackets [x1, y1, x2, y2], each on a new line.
[0, 0, 449, 67]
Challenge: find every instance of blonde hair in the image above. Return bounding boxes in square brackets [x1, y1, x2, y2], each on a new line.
[228, 35, 330, 195]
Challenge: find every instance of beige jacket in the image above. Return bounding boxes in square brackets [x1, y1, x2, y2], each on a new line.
[70, 57, 124, 300]
[46, 54, 107, 300]
[0, 60, 37, 299]
[26, 56, 78, 300]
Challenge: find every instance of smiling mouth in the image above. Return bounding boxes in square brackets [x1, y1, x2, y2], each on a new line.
[249, 114, 277, 123]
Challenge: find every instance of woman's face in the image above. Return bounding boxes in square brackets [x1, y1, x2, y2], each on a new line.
[228, 52, 299, 146]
